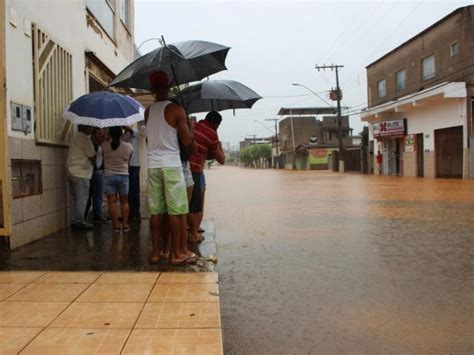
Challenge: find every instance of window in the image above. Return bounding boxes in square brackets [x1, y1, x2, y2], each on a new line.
[121, 0, 130, 29]
[422, 55, 435, 80]
[32, 25, 73, 145]
[86, 0, 115, 39]
[377, 79, 386, 98]
[450, 42, 459, 57]
[395, 69, 406, 91]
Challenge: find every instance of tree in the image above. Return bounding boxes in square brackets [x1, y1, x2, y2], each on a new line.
[239, 144, 272, 168]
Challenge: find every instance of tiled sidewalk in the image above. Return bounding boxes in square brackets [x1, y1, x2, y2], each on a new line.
[0, 271, 222, 354]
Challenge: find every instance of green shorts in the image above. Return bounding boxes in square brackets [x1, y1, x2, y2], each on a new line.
[148, 167, 189, 215]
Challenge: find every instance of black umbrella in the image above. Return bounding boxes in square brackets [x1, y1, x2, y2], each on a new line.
[109, 39, 230, 90]
[175, 80, 262, 114]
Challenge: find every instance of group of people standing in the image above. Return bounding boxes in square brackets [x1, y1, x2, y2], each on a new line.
[145, 70, 225, 265]
[67, 125, 141, 232]
[66, 70, 225, 266]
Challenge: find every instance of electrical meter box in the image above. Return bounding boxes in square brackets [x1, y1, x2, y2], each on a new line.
[22, 106, 32, 134]
[11, 102, 22, 131]
[10, 102, 33, 134]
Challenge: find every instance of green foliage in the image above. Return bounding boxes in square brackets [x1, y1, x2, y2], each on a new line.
[239, 144, 272, 167]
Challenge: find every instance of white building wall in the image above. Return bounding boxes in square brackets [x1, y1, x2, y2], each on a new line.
[405, 98, 467, 151]
[4, 0, 135, 248]
[5, 0, 134, 138]
[369, 99, 467, 149]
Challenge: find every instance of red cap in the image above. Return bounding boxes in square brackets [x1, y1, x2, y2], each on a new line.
[149, 71, 170, 89]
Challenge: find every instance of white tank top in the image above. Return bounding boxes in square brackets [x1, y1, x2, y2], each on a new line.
[146, 100, 181, 168]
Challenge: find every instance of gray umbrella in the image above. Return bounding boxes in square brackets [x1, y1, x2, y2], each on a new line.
[176, 80, 262, 114]
[109, 40, 230, 90]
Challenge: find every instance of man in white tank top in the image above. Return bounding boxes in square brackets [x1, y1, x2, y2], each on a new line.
[145, 71, 196, 266]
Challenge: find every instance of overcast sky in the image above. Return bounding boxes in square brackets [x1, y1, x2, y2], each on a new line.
[135, 0, 472, 147]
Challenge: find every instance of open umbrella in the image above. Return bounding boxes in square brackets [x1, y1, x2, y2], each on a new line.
[62, 92, 144, 128]
[175, 80, 262, 114]
[109, 40, 230, 90]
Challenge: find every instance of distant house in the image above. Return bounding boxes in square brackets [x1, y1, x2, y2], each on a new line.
[361, 5, 474, 179]
[276, 107, 356, 170]
[0, 0, 136, 249]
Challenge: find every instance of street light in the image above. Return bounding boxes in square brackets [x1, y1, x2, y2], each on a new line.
[291, 82, 333, 107]
[136, 37, 164, 52]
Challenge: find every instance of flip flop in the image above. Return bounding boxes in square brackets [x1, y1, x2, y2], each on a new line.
[185, 252, 197, 264]
[170, 257, 189, 266]
[188, 234, 205, 243]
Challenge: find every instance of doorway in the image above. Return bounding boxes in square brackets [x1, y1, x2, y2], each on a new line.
[435, 126, 463, 178]
[416, 133, 424, 177]
[387, 139, 401, 175]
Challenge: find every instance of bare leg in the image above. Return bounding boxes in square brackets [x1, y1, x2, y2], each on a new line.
[161, 214, 170, 257]
[119, 194, 130, 228]
[198, 187, 206, 231]
[107, 194, 119, 229]
[188, 212, 202, 242]
[150, 214, 161, 262]
[168, 214, 186, 262]
[178, 214, 194, 258]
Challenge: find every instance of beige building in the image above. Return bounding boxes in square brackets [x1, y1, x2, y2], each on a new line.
[361, 6, 473, 179]
[0, 0, 136, 249]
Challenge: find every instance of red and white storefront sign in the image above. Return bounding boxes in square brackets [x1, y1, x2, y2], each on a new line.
[372, 119, 406, 138]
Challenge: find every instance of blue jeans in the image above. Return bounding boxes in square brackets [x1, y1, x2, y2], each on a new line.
[104, 175, 129, 196]
[85, 169, 104, 220]
[68, 174, 90, 225]
[128, 166, 140, 218]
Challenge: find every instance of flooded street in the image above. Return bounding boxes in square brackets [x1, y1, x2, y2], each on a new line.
[205, 166, 474, 354]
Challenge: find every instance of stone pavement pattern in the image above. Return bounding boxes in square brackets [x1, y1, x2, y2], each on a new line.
[0, 271, 222, 354]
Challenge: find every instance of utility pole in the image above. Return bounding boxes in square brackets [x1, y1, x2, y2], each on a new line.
[265, 118, 279, 155]
[315, 64, 345, 172]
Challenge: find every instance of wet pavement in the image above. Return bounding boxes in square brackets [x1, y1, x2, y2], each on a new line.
[205, 166, 474, 354]
[0, 220, 217, 273]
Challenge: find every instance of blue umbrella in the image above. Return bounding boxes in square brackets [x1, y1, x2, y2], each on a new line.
[62, 92, 144, 128]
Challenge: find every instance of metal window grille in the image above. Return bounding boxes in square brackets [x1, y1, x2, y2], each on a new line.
[33, 24, 73, 145]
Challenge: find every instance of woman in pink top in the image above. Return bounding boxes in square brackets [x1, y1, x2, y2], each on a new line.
[102, 126, 134, 232]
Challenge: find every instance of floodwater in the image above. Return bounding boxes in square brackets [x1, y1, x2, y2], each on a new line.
[205, 166, 474, 354]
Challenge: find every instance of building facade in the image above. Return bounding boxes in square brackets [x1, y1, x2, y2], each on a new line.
[361, 5, 473, 179]
[0, 0, 135, 249]
[278, 114, 354, 170]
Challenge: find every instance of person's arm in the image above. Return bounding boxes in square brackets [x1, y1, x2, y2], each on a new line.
[84, 138, 96, 162]
[144, 107, 150, 125]
[215, 141, 225, 165]
[174, 106, 193, 147]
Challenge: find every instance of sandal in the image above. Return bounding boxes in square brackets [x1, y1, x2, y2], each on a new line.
[185, 253, 197, 264]
[170, 256, 190, 266]
[114, 226, 121, 233]
[123, 225, 131, 232]
[188, 234, 205, 243]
